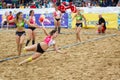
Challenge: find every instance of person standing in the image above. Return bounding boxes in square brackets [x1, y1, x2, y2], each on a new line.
[72, 9, 87, 42]
[26, 10, 36, 46]
[53, 6, 62, 34]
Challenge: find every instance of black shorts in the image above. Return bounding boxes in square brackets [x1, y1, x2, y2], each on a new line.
[36, 43, 45, 54]
[76, 23, 83, 27]
[3, 21, 7, 25]
[55, 18, 60, 22]
[28, 27, 36, 31]
[16, 31, 26, 37]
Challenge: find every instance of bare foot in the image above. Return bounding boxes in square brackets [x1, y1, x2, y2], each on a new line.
[19, 61, 24, 66]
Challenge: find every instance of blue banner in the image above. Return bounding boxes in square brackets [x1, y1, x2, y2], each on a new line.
[0, 13, 68, 28]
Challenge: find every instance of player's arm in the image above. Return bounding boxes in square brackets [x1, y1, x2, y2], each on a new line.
[72, 13, 77, 20]
[82, 15, 87, 26]
[7, 18, 15, 23]
[53, 44, 66, 54]
[24, 19, 40, 28]
[41, 27, 49, 36]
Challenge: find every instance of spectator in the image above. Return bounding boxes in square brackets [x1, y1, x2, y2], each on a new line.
[39, 0, 43, 5]
[96, 1, 100, 7]
[91, 0, 98, 7]
[0, 0, 119, 8]
[38, 3, 43, 8]
[35, 0, 40, 8]
[99, 0, 102, 6]
[2, 2, 7, 9]
[44, 0, 49, 8]
[4, 0, 12, 8]
[106, 0, 112, 6]
[0, 1, 2, 9]
[19, 4, 24, 9]
[101, 0, 107, 7]
[49, 0, 54, 8]
[7, 11, 15, 27]
[24, 0, 31, 5]
[81, 1, 86, 7]
[25, 3, 30, 8]
[83, 0, 91, 7]
[30, 2, 36, 8]
[117, 0, 120, 6]
[19, 0, 24, 4]
[111, 0, 117, 6]
[12, 3, 16, 8]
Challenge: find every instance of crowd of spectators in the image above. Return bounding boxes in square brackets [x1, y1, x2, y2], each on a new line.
[0, 0, 120, 9]
[73, 0, 119, 7]
[0, 0, 52, 9]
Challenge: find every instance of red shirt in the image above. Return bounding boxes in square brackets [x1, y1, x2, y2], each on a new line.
[8, 15, 14, 25]
[30, 5, 36, 8]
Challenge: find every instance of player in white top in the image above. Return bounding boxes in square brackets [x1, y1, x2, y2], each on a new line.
[53, 6, 62, 34]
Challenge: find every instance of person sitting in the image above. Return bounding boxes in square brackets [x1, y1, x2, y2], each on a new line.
[96, 14, 106, 34]
[30, 2, 36, 8]
[7, 11, 15, 28]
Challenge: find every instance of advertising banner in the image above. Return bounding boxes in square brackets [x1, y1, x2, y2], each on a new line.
[71, 13, 118, 29]
[0, 9, 68, 28]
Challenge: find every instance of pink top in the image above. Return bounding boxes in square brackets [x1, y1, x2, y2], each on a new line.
[44, 36, 55, 46]
[29, 16, 36, 24]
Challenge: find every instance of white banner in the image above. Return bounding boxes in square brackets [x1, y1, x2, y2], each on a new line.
[0, 8, 56, 15]
[0, 7, 120, 15]
[78, 7, 120, 13]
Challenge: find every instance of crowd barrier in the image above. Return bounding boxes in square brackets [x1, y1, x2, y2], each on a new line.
[0, 7, 120, 29]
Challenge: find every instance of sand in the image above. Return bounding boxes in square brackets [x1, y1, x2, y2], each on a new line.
[0, 28, 120, 80]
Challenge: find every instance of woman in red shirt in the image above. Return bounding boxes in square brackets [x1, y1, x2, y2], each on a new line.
[7, 11, 14, 27]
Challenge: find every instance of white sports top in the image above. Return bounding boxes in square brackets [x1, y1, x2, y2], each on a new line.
[54, 11, 61, 17]
[29, 16, 36, 24]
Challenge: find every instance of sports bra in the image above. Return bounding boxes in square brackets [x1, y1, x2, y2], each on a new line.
[16, 20, 25, 28]
[44, 36, 55, 47]
[29, 16, 35, 24]
[54, 11, 61, 17]
[76, 14, 82, 21]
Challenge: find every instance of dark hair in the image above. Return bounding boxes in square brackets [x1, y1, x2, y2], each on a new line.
[9, 11, 12, 14]
[29, 10, 34, 16]
[49, 29, 57, 36]
[16, 12, 22, 22]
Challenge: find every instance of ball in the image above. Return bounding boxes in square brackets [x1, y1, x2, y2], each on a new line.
[39, 15, 45, 22]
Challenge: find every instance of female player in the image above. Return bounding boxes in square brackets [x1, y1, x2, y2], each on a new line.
[53, 6, 62, 34]
[7, 12, 39, 56]
[72, 9, 87, 42]
[26, 10, 36, 46]
[19, 27, 65, 65]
